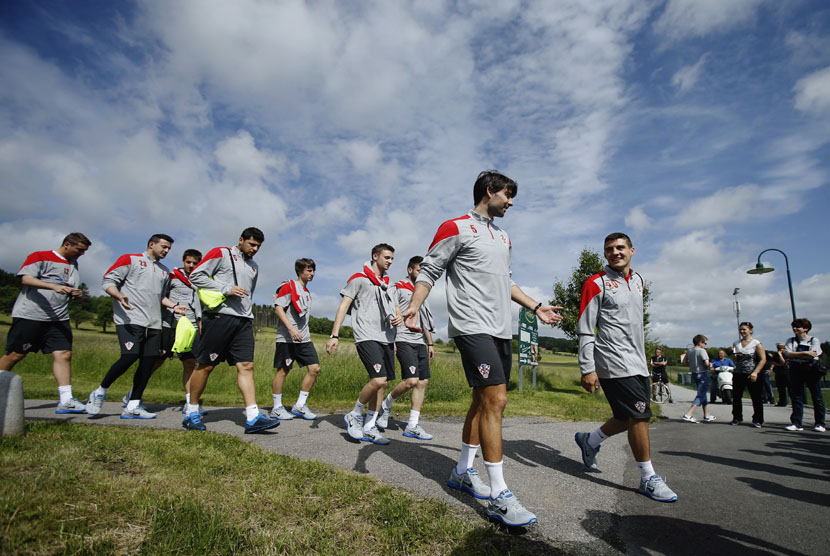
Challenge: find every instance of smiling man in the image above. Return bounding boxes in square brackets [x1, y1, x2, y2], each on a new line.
[573, 232, 677, 503]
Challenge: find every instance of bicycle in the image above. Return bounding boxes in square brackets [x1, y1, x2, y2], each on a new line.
[652, 374, 671, 404]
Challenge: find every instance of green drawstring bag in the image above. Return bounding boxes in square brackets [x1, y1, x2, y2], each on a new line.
[197, 289, 226, 309]
[172, 317, 197, 353]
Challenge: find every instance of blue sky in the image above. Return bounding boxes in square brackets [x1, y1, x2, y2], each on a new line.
[1, 0, 828, 349]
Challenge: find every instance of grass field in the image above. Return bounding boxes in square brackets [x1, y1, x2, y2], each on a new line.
[1, 421, 555, 556]
[0, 317, 617, 421]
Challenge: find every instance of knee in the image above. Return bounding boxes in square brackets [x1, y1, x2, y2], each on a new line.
[370, 377, 387, 389]
[7, 352, 27, 363]
[237, 362, 254, 375]
[418, 379, 429, 389]
[404, 378, 419, 389]
[481, 392, 507, 413]
[307, 365, 320, 378]
[53, 350, 72, 363]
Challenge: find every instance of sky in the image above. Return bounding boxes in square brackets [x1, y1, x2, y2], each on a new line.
[1, 0, 828, 349]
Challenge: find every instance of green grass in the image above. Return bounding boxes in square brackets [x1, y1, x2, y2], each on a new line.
[1, 316, 612, 421]
[0, 421, 560, 555]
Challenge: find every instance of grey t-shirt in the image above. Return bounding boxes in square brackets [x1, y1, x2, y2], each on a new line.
[162, 269, 201, 329]
[688, 346, 710, 374]
[340, 275, 396, 344]
[12, 250, 80, 322]
[275, 280, 311, 343]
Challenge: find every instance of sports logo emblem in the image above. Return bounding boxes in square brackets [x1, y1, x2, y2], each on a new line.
[124, 341, 134, 350]
[285, 358, 293, 366]
[635, 401, 646, 413]
[409, 366, 416, 374]
[139, 260, 147, 267]
[373, 363, 382, 372]
[22, 343, 32, 351]
[210, 353, 219, 361]
[478, 363, 490, 379]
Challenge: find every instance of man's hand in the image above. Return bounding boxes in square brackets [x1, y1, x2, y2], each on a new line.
[581, 372, 599, 393]
[402, 306, 422, 332]
[326, 338, 338, 355]
[428, 345, 435, 360]
[229, 286, 249, 297]
[119, 296, 133, 311]
[536, 305, 564, 325]
[290, 327, 303, 342]
[52, 284, 76, 296]
[390, 314, 403, 327]
[173, 305, 187, 315]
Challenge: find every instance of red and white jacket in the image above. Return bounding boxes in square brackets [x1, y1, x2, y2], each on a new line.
[190, 246, 259, 319]
[12, 250, 80, 322]
[577, 266, 648, 379]
[102, 252, 170, 329]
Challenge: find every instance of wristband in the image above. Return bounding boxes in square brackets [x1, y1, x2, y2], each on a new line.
[533, 302, 542, 313]
[428, 344, 434, 347]
[330, 335, 339, 339]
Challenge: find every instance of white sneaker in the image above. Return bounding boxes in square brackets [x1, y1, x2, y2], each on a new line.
[269, 405, 294, 420]
[403, 423, 433, 440]
[56, 398, 87, 414]
[343, 413, 364, 440]
[814, 425, 826, 432]
[785, 424, 804, 431]
[639, 475, 678, 502]
[120, 406, 157, 419]
[682, 415, 699, 423]
[485, 489, 537, 527]
[376, 407, 390, 430]
[85, 392, 106, 416]
[703, 416, 717, 422]
[290, 405, 317, 420]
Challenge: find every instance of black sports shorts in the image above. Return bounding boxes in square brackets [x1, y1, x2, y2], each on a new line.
[274, 341, 319, 370]
[196, 313, 254, 366]
[355, 341, 395, 380]
[115, 324, 162, 357]
[599, 374, 653, 421]
[395, 342, 431, 380]
[5, 318, 72, 354]
[455, 334, 512, 388]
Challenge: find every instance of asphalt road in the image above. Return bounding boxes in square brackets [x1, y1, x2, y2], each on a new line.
[21, 383, 829, 555]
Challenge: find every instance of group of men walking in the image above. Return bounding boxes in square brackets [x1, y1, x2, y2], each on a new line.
[2, 170, 679, 527]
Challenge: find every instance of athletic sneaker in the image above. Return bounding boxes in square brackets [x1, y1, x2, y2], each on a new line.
[269, 405, 295, 420]
[56, 398, 87, 414]
[361, 425, 390, 445]
[244, 413, 280, 434]
[120, 406, 157, 419]
[121, 391, 131, 407]
[752, 422, 762, 428]
[182, 412, 206, 431]
[376, 408, 390, 430]
[447, 467, 490, 499]
[485, 489, 537, 527]
[85, 392, 106, 416]
[638, 475, 678, 502]
[815, 425, 826, 432]
[682, 415, 699, 423]
[403, 423, 433, 440]
[343, 413, 364, 440]
[574, 432, 600, 471]
[290, 405, 317, 420]
[703, 416, 717, 422]
[785, 424, 803, 431]
[729, 419, 741, 426]
[180, 404, 206, 416]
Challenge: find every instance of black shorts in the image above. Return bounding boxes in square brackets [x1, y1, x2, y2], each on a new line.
[355, 341, 395, 380]
[599, 375, 652, 421]
[651, 369, 669, 384]
[160, 326, 175, 359]
[274, 342, 320, 370]
[455, 334, 512, 388]
[5, 318, 72, 354]
[115, 324, 162, 357]
[396, 342, 431, 380]
[196, 313, 254, 366]
[177, 331, 200, 361]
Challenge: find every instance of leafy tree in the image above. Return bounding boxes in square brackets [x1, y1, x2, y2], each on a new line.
[94, 298, 113, 332]
[550, 247, 653, 341]
[433, 338, 443, 345]
[0, 268, 20, 313]
[447, 339, 456, 353]
[68, 283, 96, 329]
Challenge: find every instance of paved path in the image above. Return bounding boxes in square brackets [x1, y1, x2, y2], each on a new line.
[23, 385, 829, 555]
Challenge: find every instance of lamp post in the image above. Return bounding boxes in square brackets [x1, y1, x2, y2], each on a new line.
[746, 248, 797, 321]
[732, 288, 741, 329]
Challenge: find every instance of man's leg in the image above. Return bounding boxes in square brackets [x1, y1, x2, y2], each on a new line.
[627, 419, 651, 461]
[51, 350, 72, 386]
[188, 364, 215, 406]
[411, 379, 428, 412]
[272, 367, 290, 405]
[0, 352, 26, 371]
[299, 364, 320, 396]
[236, 361, 257, 407]
[361, 377, 387, 427]
[182, 357, 197, 396]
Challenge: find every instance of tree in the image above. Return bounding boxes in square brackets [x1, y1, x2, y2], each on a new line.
[550, 247, 653, 341]
[94, 298, 113, 332]
[0, 268, 20, 313]
[68, 283, 96, 329]
[447, 339, 456, 353]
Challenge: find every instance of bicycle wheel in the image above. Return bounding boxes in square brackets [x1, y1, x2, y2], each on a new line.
[653, 382, 669, 404]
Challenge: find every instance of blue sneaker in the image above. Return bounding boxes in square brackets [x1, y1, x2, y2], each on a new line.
[182, 412, 206, 431]
[244, 413, 280, 434]
[574, 432, 600, 471]
[485, 489, 537, 527]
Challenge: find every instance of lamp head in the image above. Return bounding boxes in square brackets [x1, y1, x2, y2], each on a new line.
[747, 263, 774, 275]
[732, 288, 740, 295]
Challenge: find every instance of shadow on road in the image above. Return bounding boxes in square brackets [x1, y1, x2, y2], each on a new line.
[661, 449, 827, 481]
[736, 476, 830, 508]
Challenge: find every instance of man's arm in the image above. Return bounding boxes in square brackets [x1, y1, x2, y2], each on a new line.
[19, 274, 82, 297]
[325, 295, 353, 354]
[402, 283, 431, 331]
[275, 305, 303, 342]
[102, 255, 133, 310]
[423, 327, 435, 360]
[510, 284, 563, 326]
[190, 248, 249, 297]
[576, 275, 602, 392]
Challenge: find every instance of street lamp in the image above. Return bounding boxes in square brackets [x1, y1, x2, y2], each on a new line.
[746, 248, 797, 321]
[732, 288, 741, 329]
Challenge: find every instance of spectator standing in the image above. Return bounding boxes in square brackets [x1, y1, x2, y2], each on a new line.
[772, 343, 790, 407]
[784, 318, 825, 432]
[730, 322, 767, 428]
[682, 335, 715, 423]
[711, 349, 735, 404]
[649, 348, 673, 403]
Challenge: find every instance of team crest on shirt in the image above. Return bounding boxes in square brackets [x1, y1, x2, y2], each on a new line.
[210, 353, 219, 361]
[285, 358, 293, 366]
[374, 363, 382, 372]
[478, 363, 490, 378]
[124, 341, 134, 350]
[635, 401, 646, 413]
[139, 260, 147, 267]
[409, 366, 416, 374]
[22, 343, 32, 352]
[63, 268, 70, 277]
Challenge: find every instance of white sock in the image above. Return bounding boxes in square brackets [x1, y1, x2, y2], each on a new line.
[588, 427, 608, 450]
[272, 393, 283, 408]
[94, 386, 108, 397]
[382, 393, 396, 411]
[58, 385, 73, 404]
[408, 409, 420, 428]
[185, 392, 191, 404]
[455, 442, 479, 475]
[296, 390, 310, 408]
[364, 410, 378, 431]
[126, 399, 140, 411]
[637, 460, 656, 482]
[245, 405, 260, 421]
[351, 399, 365, 417]
[186, 403, 199, 415]
[484, 460, 508, 498]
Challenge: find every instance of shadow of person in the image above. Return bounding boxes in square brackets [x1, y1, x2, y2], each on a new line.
[736, 476, 830, 508]
[582, 510, 804, 556]
[661, 450, 827, 481]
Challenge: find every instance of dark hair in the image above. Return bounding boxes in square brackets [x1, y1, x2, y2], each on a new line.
[604, 232, 632, 248]
[62, 232, 91, 246]
[739, 321, 754, 331]
[295, 258, 316, 275]
[655, 348, 662, 353]
[182, 249, 202, 261]
[408, 255, 424, 269]
[791, 318, 812, 332]
[241, 227, 265, 242]
[473, 170, 518, 205]
[371, 243, 395, 257]
[693, 334, 707, 345]
[148, 234, 174, 246]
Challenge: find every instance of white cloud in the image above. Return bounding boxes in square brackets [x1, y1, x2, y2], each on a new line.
[793, 65, 830, 113]
[625, 205, 652, 231]
[671, 53, 709, 93]
[215, 130, 291, 183]
[654, 0, 767, 41]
